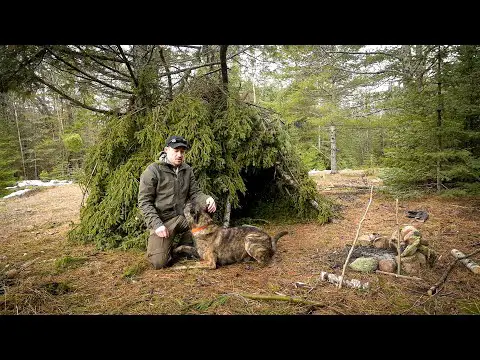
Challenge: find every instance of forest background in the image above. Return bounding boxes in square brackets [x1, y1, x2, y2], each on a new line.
[1, 45, 479, 249]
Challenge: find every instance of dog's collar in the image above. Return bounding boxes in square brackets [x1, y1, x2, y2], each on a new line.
[191, 225, 209, 234]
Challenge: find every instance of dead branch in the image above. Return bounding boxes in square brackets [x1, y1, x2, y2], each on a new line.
[427, 247, 480, 296]
[81, 161, 97, 207]
[375, 270, 423, 281]
[276, 164, 321, 211]
[320, 184, 373, 189]
[339, 185, 374, 288]
[238, 293, 325, 307]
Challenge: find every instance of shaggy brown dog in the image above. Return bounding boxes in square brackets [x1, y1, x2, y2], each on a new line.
[172, 202, 288, 270]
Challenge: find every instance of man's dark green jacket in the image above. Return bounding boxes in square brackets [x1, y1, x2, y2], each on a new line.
[138, 153, 209, 230]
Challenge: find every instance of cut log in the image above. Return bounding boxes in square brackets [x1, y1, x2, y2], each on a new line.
[451, 249, 480, 274]
[319, 271, 369, 290]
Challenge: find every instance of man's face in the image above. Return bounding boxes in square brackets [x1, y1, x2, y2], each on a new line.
[165, 146, 186, 166]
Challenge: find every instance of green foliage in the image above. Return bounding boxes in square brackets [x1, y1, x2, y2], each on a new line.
[0, 111, 20, 196]
[41, 281, 73, 295]
[54, 255, 87, 273]
[69, 82, 332, 249]
[62, 133, 83, 153]
[122, 260, 149, 279]
[182, 295, 230, 312]
[380, 46, 480, 193]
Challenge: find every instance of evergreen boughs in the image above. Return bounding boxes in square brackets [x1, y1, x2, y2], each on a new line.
[69, 82, 332, 250]
[383, 45, 480, 193]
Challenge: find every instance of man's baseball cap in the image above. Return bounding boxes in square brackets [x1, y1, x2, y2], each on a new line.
[165, 135, 190, 149]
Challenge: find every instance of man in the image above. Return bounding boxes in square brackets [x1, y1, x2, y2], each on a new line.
[138, 135, 216, 269]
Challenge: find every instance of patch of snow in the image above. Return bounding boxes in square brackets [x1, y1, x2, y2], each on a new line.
[3, 189, 32, 199]
[18, 180, 73, 187]
[3, 179, 73, 199]
[308, 169, 331, 175]
[7, 180, 73, 189]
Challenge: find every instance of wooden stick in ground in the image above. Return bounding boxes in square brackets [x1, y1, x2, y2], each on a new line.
[339, 185, 374, 289]
[451, 249, 480, 274]
[395, 198, 401, 275]
[375, 270, 423, 281]
[427, 247, 480, 296]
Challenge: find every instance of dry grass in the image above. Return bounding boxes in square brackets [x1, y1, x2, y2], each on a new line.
[1, 175, 479, 315]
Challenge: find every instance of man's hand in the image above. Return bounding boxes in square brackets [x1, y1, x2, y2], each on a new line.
[206, 197, 216, 213]
[155, 225, 169, 238]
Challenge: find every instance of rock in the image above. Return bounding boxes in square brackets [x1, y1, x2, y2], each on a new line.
[358, 234, 373, 247]
[349, 257, 378, 273]
[400, 225, 418, 239]
[401, 237, 421, 257]
[373, 237, 389, 249]
[416, 252, 427, 266]
[378, 258, 397, 273]
[5, 268, 19, 278]
[400, 252, 427, 275]
[417, 245, 437, 267]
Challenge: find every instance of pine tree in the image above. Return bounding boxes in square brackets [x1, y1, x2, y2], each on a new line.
[382, 45, 480, 194]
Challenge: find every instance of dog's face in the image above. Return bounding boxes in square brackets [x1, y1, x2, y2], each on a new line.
[184, 201, 213, 228]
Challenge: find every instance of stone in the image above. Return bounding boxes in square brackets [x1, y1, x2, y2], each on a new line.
[349, 257, 378, 273]
[378, 258, 397, 273]
[5, 268, 19, 278]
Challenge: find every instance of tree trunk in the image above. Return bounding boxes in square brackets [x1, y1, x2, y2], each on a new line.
[436, 45, 443, 192]
[401, 45, 413, 86]
[13, 102, 26, 179]
[54, 95, 65, 177]
[33, 149, 38, 179]
[330, 125, 337, 174]
[223, 199, 231, 228]
[318, 125, 321, 152]
[219, 45, 229, 92]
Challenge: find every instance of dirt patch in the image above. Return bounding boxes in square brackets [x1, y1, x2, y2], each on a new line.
[1, 179, 480, 315]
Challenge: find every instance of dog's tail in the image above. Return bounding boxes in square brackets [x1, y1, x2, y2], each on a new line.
[271, 231, 288, 252]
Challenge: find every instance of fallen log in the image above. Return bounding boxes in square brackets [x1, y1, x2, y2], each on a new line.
[319, 271, 370, 290]
[451, 249, 480, 274]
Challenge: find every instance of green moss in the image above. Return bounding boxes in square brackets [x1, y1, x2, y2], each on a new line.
[54, 255, 88, 272]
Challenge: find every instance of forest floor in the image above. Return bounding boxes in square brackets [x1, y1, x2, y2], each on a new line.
[1, 171, 480, 315]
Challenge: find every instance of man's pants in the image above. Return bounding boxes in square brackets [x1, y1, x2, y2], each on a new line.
[147, 215, 193, 269]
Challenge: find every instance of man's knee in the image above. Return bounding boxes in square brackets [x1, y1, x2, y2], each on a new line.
[148, 251, 171, 269]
